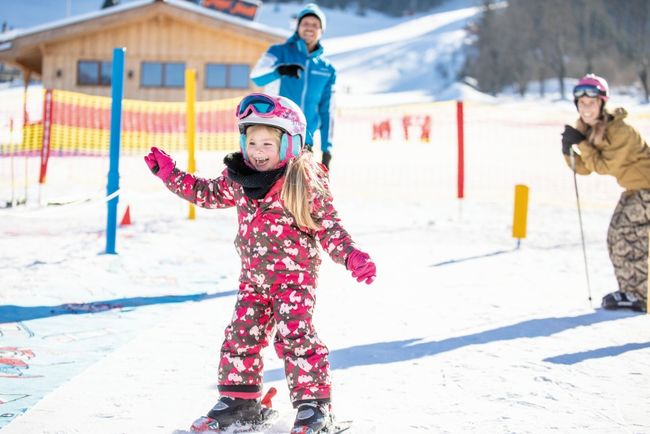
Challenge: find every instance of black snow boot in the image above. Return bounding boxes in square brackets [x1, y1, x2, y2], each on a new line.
[205, 396, 262, 428]
[601, 291, 647, 313]
[290, 401, 333, 433]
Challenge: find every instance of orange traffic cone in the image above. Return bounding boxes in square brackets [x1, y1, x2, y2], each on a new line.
[120, 205, 132, 226]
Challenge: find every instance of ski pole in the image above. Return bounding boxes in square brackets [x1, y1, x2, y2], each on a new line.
[570, 147, 593, 305]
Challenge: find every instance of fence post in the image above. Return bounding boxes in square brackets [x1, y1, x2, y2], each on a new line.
[106, 47, 125, 255]
[512, 184, 529, 248]
[185, 68, 196, 220]
[38, 89, 53, 205]
[456, 100, 464, 199]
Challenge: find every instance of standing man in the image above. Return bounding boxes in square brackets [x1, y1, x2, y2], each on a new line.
[251, 3, 336, 170]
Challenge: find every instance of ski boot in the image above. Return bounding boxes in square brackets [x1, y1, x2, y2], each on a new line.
[602, 291, 647, 313]
[191, 388, 278, 433]
[290, 400, 334, 434]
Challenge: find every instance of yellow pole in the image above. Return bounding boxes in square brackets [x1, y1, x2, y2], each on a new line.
[185, 69, 196, 220]
[512, 184, 529, 248]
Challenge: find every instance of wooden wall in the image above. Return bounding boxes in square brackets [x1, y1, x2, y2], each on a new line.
[41, 9, 278, 101]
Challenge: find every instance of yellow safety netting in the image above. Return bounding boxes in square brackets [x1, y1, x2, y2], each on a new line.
[1, 89, 241, 156]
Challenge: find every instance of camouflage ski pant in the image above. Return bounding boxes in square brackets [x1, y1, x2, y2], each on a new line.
[217, 281, 331, 405]
[607, 189, 650, 301]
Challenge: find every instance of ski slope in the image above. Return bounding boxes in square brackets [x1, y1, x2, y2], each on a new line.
[1, 1, 650, 434]
[1, 136, 649, 433]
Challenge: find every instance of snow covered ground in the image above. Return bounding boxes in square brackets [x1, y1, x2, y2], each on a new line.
[1, 1, 650, 434]
[1, 133, 649, 434]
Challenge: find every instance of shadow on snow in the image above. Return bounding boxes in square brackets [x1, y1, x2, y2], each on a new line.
[430, 246, 519, 267]
[544, 341, 650, 365]
[264, 308, 641, 381]
[0, 290, 237, 323]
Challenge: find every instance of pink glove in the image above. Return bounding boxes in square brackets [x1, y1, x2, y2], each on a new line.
[144, 147, 175, 181]
[346, 249, 376, 284]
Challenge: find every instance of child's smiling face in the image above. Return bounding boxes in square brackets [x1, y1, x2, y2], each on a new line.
[245, 125, 281, 171]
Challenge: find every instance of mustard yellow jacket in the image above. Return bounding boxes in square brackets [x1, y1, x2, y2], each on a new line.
[565, 107, 650, 191]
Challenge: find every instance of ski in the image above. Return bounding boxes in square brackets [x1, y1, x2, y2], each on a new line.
[189, 413, 278, 433]
[190, 388, 279, 433]
[332, 421, 353, 433]
[290, 419, 352, 434]
[189, 387, 353, 434]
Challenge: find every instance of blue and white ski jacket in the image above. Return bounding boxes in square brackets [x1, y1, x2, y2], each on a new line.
[251, 33, 336, 154]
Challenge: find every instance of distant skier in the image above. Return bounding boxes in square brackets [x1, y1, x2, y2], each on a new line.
[144, 93, 376, 433]
[250, 3, 336, 171]
[561, 73, 650, 313]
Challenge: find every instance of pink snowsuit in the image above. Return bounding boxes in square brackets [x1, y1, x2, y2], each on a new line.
[163, 164, 356, 405]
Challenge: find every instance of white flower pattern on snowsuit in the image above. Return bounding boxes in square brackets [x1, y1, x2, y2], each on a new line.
[162, 164, 354, 402]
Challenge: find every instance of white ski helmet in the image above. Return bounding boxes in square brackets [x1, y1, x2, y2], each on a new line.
[297, 3, 326, 32]
[236, 93, 307, 163]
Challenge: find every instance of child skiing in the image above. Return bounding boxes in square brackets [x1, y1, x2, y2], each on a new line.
[561, 74, 650, 313]
[144, 93, 376, 433]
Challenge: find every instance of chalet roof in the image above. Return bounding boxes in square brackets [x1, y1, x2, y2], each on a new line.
[0, 0, 288, 43]
[0, 0, 289, 75]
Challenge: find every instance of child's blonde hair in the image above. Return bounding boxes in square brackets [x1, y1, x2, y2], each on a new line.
[245, 124, 329, 231]
[282, 152, 330, 230]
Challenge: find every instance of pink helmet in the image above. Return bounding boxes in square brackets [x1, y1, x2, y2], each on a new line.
[573, 73, 609, 103]
[236, 93, 307, 163]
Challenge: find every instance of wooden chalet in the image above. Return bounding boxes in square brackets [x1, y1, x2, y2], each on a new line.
[0, 0, 288, 101]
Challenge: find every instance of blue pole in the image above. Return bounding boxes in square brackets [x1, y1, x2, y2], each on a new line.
[105, 47, 125, 254]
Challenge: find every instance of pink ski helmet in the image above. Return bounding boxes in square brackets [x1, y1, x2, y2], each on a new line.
[573, 74, 609, 105]
[236, 93, 307, 163]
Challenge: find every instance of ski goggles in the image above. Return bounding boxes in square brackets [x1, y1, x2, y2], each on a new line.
[573, 85, 605, 99]
[236, 93, 284, 119]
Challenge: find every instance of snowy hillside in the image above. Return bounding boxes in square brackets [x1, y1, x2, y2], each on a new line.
[1, 0, 481, 102]
[1, 1, 650, 434]
[256, 0, 483, 102]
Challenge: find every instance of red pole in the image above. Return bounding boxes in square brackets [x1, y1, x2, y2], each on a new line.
[39, 89, 53, 184]
[456, 100, 465, 199]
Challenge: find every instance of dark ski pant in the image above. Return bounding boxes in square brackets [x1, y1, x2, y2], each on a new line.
[217, 281, 331, 406]
[607, 189, 650, 302]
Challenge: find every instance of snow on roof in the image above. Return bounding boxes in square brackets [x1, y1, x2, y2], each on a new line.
[0, 0, 290, 43]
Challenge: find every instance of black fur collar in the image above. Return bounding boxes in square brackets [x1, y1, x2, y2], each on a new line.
[224, 152, 285, 200]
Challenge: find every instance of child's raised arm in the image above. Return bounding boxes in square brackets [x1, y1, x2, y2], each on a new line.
[144, 147, 237, 209]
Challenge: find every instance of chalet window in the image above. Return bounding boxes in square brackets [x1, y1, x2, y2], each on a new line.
[205, 63, 250, 89]
[77, 60, 111, 86]
[141, 62, 185, 88]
